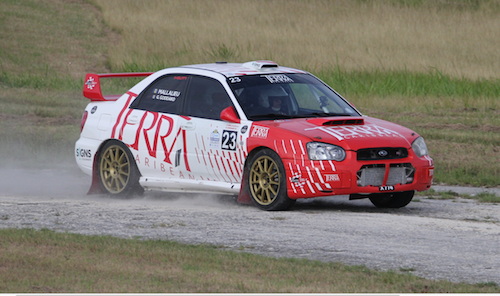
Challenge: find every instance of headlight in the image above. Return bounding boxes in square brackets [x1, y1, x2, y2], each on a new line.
[307, 142, 346, 161]
[412, 137, 429, 158]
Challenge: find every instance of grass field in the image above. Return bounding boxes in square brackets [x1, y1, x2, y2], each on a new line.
[0, 0, 500, 292]
[1, 228, 499, 293]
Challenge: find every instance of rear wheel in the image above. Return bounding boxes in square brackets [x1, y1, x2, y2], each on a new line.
[98, 141, 142, 196]
[248, 149, 295, 211]
[369, 191, 414, 208]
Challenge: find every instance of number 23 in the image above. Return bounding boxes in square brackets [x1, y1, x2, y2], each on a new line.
[222, 130, 237, 150]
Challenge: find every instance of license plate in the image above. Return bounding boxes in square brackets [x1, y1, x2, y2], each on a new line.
[379, 186, 395, 191]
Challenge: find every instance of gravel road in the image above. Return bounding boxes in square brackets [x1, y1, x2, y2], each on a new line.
[1, 165, 500, 285]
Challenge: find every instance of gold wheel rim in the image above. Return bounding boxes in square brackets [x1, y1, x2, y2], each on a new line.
[100, 145, 130, 194]
[249, 155, 281, 205]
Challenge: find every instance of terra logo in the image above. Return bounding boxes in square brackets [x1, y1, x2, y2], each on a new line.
[250, 126, 269, 139]
[324, 174, 340, 182]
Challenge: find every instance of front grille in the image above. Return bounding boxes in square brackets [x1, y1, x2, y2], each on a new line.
[357, 163, 415, 187]
[357, 148, 408, 161]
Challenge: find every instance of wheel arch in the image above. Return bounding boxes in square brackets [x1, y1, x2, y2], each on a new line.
[87, 139, 138, 195]
[237, 145, 289, 205]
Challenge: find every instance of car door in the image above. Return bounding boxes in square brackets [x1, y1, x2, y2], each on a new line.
[180, 75, 245, 185]
[126, 74, 188, 179]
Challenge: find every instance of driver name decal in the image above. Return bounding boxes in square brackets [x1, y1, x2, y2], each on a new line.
[152, 88, 180, 102]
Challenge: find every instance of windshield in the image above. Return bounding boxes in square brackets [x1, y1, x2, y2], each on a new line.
[228, 73, 360, 121]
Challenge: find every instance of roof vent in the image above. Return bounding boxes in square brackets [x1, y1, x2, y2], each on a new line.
[242, 60, 279, 70]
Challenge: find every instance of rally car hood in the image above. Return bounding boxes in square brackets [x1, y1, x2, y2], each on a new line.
[257, 116, 418, 151]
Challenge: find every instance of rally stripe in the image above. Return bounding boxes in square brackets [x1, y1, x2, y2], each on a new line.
[315, 167, 325, 183]
[306, 180, 315, 194]
[111, 92, 135, 138]
[281, 140, 288, 154]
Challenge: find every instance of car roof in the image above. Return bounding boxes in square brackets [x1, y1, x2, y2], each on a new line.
[180, 60, 308, 77]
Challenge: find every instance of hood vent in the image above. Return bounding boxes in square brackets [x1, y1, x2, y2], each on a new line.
[322, 118, 364, 126]
[306, 117, 364, 126]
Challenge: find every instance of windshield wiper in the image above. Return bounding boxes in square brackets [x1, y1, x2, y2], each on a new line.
[249, 113, 303, 120]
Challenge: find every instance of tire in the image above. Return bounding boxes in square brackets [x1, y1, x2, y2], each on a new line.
[368, 191, 414, 208]
[248, 149, 295, 211]
[98, 141, 143, 197]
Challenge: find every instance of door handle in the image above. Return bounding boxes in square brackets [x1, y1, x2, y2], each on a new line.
[181, 121, 195, 131]
[127, 115, 139, 124]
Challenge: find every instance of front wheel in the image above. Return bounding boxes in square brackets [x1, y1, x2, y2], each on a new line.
[98, 141, 142, 197]
[247, 149, 295, 211]
[369, 191, 414, 208]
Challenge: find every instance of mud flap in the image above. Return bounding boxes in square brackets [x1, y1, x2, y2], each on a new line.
[87, 150, 104, 195]
[237, 163, 253, 204]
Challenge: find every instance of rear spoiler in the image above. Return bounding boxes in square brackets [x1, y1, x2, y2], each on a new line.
[83, 72, 153, 101]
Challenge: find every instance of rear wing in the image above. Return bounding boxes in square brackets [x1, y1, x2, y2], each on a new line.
[83, 72, 153, 101]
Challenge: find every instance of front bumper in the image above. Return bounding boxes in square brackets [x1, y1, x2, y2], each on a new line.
[284, 156, 434, 199]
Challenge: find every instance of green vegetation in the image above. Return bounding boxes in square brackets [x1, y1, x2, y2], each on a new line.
[1, 228, 499, 293]
[1, 0, 499, 186]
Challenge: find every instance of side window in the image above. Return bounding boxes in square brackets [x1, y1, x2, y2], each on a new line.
[131, 75, 188, 114]
[184, 76, 233, 120]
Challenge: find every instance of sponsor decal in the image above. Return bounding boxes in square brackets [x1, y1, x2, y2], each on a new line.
[152, 88, 180, 102]
[135, 154, 196, 179]
[76, 147, 92, 160]
[305, 124, 403, 141]
[291, 176, 307, 183]
[113, 105, 192, 172]
[324, 174, 340, 182]
[263, 74, 294, 84]
[224, 124, 239, 131]
[85, 77, 97, 90]
[240, 125, 248, 134]
[209, 129, 220, 148]
[250, 126, 269, 139]
[174, 76, 187, 80]
[91, 106, 97, 114]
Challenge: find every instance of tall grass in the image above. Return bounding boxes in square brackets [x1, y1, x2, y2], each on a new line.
[0, 0, 111, 79]
[0, 71, 82, 90]
[317, 67, 500, 100]
[93, 0, 500, 80]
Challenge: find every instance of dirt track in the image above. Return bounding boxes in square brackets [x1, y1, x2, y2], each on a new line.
[1, 165, 499, 285]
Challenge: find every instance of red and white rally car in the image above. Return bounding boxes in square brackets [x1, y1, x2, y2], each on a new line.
[76, 61, 433, 210]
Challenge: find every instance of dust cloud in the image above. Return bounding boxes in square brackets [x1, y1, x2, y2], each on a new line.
[0, 161, 238, 209]
[0, 163, 90, 198]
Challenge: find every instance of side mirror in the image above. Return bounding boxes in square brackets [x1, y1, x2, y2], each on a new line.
[220, 106, 240, 123]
